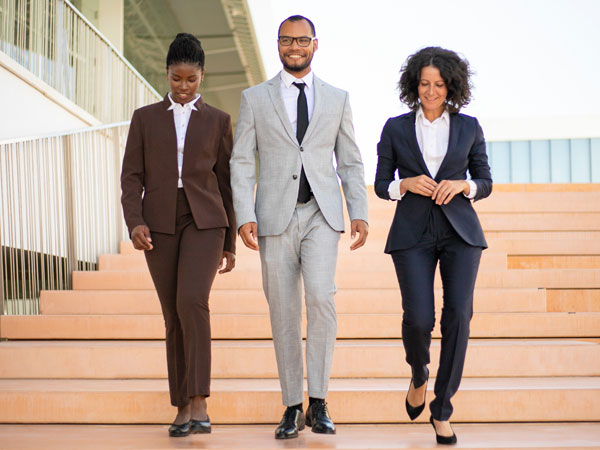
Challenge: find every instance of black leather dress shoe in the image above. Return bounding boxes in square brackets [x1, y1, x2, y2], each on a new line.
[306, 400, 336, 434]
[168, 421, 191, 437]
[190, 416, 211, 434]
[275, 407, 305, 439]
[430, 415, 457, 445]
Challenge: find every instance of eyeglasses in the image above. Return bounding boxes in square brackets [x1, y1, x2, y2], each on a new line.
[278, 36, 315, 47]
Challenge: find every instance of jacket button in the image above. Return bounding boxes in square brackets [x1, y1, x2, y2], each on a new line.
[292, 174, 298, 180]
[300, 147, 304, 152]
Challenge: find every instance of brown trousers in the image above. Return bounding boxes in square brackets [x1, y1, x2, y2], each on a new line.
[144, 189, 225, 407]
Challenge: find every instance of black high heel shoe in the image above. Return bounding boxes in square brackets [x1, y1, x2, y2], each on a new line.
[429, 415, 457, 445]
[168, 421, 191, 437]
[190, 415, 211, 434]
[405, 374, 428, 421]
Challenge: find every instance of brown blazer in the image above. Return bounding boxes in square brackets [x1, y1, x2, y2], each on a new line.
[121, 95, 236, 253]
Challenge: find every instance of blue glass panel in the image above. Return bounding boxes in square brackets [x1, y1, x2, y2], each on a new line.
[591, 139, 600, 183]
[510, 141, 531, 183]
[489, 142, 510, 183]
[570, 139, 591, 183]
[530, 140, 551, 183]
[550, 140, 570, 183]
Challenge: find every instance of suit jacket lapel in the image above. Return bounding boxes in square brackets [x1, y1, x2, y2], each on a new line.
[182, 97, 206, 166]
[300, 74, 323, 144]
[405, 112, 432, 177]
[161, 94, 179, 170]
[267, 74, 297, 144]
[434, 113, 461, 180]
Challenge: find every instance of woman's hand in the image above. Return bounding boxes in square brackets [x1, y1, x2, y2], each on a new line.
[401, 175, 438, 197]
[131, 225, 153, 250]
[218, 251, 236, 274]
[432, 180, 470, 205]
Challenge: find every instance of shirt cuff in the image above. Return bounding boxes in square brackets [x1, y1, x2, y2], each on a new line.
[464, 180, 477, 199]
[388, 179, 404, 201]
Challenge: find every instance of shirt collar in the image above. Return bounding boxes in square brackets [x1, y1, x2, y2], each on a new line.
[280, 69, 314, 89]
[416, 106, 450, 126]
[167, 93, 200, 111]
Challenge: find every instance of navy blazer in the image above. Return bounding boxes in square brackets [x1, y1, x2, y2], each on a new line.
[374, 111, 492, 253]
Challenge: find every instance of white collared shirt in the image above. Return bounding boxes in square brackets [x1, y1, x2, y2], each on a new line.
[280, 70, 315, 137]
[388, 106, 477, 200]
[167, 92, 201, 188]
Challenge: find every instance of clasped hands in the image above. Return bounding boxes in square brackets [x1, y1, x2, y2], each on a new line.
[130, 224, 235, 273]
[239, 219, 368, 251]
[401, 176, 469, 205]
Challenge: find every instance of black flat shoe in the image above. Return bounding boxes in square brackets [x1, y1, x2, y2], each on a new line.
[275, 407, 305, 439]
[168, 421, 191, 437]
[190, 416, 211, 434]
[306, 400, 336, 434]
[405, 377, 428, 421]
[429, 415, 457, 445]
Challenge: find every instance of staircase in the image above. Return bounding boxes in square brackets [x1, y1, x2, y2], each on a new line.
[0, 184, 599, 447]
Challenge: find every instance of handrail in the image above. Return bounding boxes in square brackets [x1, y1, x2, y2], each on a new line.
[0, 0, 161, 124]
[62, 0, 158, 97]
[0, 122, 130, 315]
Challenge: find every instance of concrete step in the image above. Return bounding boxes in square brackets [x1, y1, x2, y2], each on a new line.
[1, 423, 599, 450]
[99, 250, 509, 271]
[508, 255, 600, 269]
[488, 237, 600, 255]
[40, 287, 548, 315]
[1, 339, 598, 379]
[485, 230, 600, 242]
[71, 268, 600, 290]
[2, 312, 598, 339]
[101, 252, 600, 272]
[119, 234, 600, 256]
[1, 377, 598, 423]
[547, 289, 600, 312]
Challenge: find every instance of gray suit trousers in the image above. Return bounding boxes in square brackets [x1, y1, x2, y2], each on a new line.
[258, 198, 340, 406]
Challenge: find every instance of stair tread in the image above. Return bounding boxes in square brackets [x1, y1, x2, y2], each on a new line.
[1, 423, 599, 450]
[2, 376, 599, 391]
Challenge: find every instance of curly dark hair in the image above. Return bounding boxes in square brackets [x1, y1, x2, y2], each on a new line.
[166, 33, 205, 70]
[398, 47, 472, 113]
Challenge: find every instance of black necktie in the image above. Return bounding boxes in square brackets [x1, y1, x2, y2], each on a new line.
[293, 82, 311, 203]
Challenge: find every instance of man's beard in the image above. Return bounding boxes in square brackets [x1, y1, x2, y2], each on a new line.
[281, 55, 312, 73]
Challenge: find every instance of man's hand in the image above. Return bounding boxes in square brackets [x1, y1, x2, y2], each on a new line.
[131, 225, 153, 250]
[432, 180, 469, 205]
[239, 222, 259, 251]
[350, 219, 369, 251]
[218, 251, 236, 274]
[401, 175, 437, 197]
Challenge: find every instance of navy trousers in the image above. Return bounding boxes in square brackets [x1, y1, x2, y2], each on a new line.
[391, 205, 482, 421]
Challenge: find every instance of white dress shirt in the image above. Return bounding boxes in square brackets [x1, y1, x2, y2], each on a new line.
[388, 107, 477, 200]
[168, 92, 201, 188]
[280, 70, 315, 136]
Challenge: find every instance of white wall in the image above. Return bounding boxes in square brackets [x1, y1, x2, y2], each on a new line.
[0, 58, 100, 142]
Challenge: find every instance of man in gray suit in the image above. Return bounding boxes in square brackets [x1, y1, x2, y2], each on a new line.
[230, 15, 369, 439]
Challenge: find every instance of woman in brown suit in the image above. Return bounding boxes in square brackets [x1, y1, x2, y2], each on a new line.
[121, 33, 236, 437]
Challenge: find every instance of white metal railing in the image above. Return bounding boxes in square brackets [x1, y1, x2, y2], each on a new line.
[0, 123, 129, 314]
[0, 0, 161, 123]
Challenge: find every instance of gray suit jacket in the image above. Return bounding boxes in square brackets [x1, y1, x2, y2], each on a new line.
[230, 72, 368, 236]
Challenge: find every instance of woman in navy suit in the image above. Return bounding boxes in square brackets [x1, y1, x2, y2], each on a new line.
[375, 47, 492, 445]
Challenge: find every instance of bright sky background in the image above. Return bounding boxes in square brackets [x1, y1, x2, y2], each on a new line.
[246, 0, 600, 182]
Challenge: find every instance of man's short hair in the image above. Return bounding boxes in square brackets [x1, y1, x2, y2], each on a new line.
[278, 15, 316, 37]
